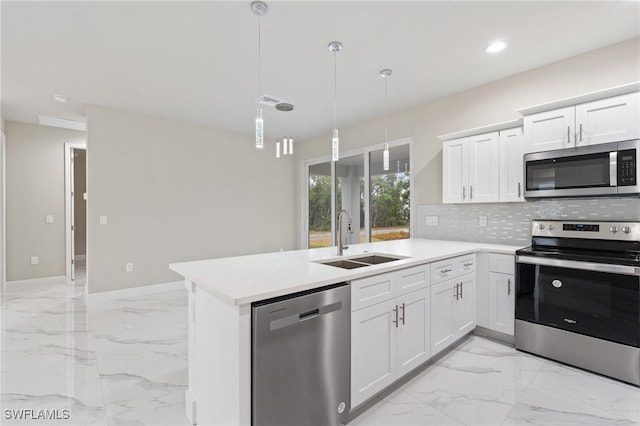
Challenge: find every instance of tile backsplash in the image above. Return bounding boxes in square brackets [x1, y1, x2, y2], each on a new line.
[415, 197, 640, 246]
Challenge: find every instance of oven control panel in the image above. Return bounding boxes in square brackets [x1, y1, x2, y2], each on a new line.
[532, 220, 640, 241]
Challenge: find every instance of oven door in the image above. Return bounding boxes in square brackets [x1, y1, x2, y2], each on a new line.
[516, 256, 640, 347]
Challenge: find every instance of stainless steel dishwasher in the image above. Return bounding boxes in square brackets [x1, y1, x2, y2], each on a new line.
[252, 282, 350, 426]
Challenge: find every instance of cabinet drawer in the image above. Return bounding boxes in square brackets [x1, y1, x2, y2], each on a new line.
[395, 264, 430, 296]
[457, 254, 476, 274]
[489, 253, 514, 274]
[431, 258, 457, 284]
[351, 273, 394, 311]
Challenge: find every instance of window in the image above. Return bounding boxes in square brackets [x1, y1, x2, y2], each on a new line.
[303, 139, 412, 249]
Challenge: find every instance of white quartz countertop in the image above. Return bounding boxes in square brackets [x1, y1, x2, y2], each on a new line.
[170, 238, 523, 306]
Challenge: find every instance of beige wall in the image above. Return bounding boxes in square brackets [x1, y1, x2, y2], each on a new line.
[87, 105, 297, 293]
[295, 37, 640, 237]
[5, 121, 86, 281]
[74, 149, 86, 255]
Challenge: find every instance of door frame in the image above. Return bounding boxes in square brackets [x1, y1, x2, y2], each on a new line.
[65, 142, 86, 282]
[1, 130, 5, 287]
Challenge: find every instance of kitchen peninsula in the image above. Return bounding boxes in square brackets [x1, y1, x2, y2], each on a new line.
[170, 238, 521, 425]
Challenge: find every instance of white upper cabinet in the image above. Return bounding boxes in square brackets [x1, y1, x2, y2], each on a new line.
[468, 132, 500, 203]
[499, 127, 524, 202]
[575, 93, 640, 146]
[521, 89, 640, 154]
[442, 137, 469, 203]
[440, 122, 523, 204]
[523, 106, 575, 153]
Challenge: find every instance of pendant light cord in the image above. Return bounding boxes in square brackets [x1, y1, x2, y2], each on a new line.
[384, 75, 388, 145]
[333, 51, 337, 130]
[257, 15, 262, 96]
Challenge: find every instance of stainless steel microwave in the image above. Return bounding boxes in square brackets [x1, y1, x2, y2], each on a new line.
[524, 139, 639, 198]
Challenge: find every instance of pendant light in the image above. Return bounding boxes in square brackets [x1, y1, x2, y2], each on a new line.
[380, 69, 392, 171]
[251, 1, 268, 149]
[276, 102, 294, 158]
[329, 41, 342, 162]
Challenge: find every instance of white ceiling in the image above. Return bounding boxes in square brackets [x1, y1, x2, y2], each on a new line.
[2, 1, 639, 141]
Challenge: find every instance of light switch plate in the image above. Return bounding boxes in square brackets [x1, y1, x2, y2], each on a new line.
[425, 216, 439, 226]
[45, 215, 54, 224]
[125, 262, 134, 272]
[479, 215, 488, 227]
[31, 256, 39, 265]
[99, 215, 108, 225]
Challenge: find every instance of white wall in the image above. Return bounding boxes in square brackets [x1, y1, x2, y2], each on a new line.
[5, 121, 86, 281]
[295, 37, 640, 237]
[86, 106, 297, 293]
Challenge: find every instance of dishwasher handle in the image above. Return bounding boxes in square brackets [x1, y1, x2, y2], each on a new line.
[270, 301, 343, 331]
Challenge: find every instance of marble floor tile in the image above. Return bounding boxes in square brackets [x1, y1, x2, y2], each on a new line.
[2, 275, 639, 426]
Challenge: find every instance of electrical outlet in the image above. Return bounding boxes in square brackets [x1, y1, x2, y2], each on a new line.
[99, 215, 108, 225]
[45, 215, 54, 224]
[125, 262, 134, 272]
[31, 256, 39, 265]
[479, 215, 488, 227]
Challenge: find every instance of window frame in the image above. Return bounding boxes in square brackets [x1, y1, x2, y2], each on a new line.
[300, 137, 414, 249]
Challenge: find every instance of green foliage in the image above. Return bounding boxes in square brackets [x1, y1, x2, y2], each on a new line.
[308, 172, 410, 232]
[370, 172, 410, 228]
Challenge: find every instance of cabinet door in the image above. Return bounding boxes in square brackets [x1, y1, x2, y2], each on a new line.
[454, 273, 476, 337]
[488, 272, 515, 336]
[468, 132, 500, 203]
[351, 299, 397, 408]
[575, 93, 640, 146]
[442, 137, 469, 203]
[396, 288, 430, 378]
[499, 127, 524, 202]
[523, 106, 575, 153]
[430, 280, 455, 355]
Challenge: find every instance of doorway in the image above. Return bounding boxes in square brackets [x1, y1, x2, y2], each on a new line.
[65, 143, 86, 282]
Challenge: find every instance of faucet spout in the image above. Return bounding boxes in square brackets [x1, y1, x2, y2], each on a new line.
[337, 209, 354, 256]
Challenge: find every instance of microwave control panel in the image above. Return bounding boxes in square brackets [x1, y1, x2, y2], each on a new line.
[618, 149, 636, 186]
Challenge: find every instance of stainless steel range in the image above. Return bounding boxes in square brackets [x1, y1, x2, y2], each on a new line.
[515, 220, 640, 385]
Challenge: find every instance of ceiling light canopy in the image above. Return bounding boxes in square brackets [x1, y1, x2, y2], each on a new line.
[53, 94, 68, 103]
[485, 40, 508, 54]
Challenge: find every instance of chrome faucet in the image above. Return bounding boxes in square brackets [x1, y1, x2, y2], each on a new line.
[336, 209, 354, 256]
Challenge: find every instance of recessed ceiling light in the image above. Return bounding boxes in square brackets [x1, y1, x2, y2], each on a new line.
[485, 40, 508, 54]
[53, 94, 68, 103]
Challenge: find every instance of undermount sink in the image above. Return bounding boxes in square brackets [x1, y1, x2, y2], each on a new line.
[317, 253, 408, 269]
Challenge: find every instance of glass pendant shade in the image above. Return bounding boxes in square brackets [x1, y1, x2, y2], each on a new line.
[332, 129, 340, 162]
[255, 107, 264, 149]
[288, 137, 293, 154]
[383, 143, 390, 171]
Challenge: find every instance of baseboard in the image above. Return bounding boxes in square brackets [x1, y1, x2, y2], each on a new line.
[474, 325, 515, 345]
[88, 280, 184, 302]
[5, 275, 66, 285]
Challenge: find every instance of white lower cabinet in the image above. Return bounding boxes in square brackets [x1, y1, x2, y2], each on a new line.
[351, 265, 430, 408]
[487, 253, 515, 335]
[430, 272, 476, 356]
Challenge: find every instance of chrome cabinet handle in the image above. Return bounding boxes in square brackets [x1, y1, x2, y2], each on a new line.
[460, 282, 463, 299]
[567, 126, 571, 144]
[507, 278, 511, 296]
[579, 123, 583, 143]
[441, 268, 452, 274]
[518, 182, 521, 198]
[454, 283, 458, 300]
[462, 186, 466, 200]
[463, 262, 473, 267]
[470, 185, 473, 200]
[400, 303, 406, 325]
[392, 305, 398, 328]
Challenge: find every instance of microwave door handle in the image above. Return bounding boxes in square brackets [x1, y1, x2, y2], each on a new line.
[610, 151, 617, 186]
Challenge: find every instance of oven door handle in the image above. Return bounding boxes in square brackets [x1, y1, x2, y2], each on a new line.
[516, 255, 640, 277]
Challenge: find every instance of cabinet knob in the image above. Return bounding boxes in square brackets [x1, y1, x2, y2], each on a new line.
[610, 226, 618, 233]
[622, 226, 631, 234]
